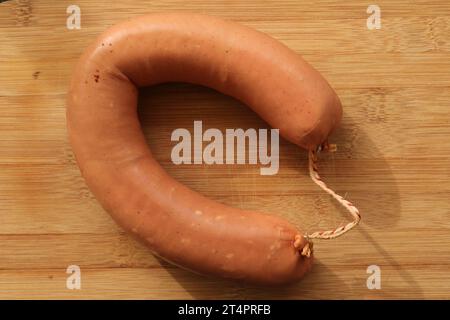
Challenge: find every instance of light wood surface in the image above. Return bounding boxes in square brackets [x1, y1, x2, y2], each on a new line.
[1, 0, 449, 299]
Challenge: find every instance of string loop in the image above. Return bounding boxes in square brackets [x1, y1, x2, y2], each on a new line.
[299, 142, 361, 257]
[306, 142, 361, 239]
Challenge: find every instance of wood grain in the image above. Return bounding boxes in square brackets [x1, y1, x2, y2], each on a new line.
[0, 0, 449, 299]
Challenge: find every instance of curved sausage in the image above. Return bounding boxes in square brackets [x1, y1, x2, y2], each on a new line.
[66, 13, 342, 285]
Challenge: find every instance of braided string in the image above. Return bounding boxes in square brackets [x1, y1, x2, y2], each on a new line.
[307, 142, 361, 239]
[296, 142, 361, 257]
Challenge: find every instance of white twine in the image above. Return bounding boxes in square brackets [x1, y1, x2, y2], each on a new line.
[297, 142, 361, 257]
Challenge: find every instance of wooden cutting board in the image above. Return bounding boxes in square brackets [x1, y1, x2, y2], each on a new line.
[1, 0, 449, 299]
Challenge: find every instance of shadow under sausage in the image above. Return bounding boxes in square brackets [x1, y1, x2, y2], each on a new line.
[158, 257, 349, 300]
[317, 115, 422, 298]
[317, 114, 402, 230]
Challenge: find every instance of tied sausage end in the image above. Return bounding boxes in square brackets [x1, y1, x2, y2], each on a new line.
[294, 234, 313, 258]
